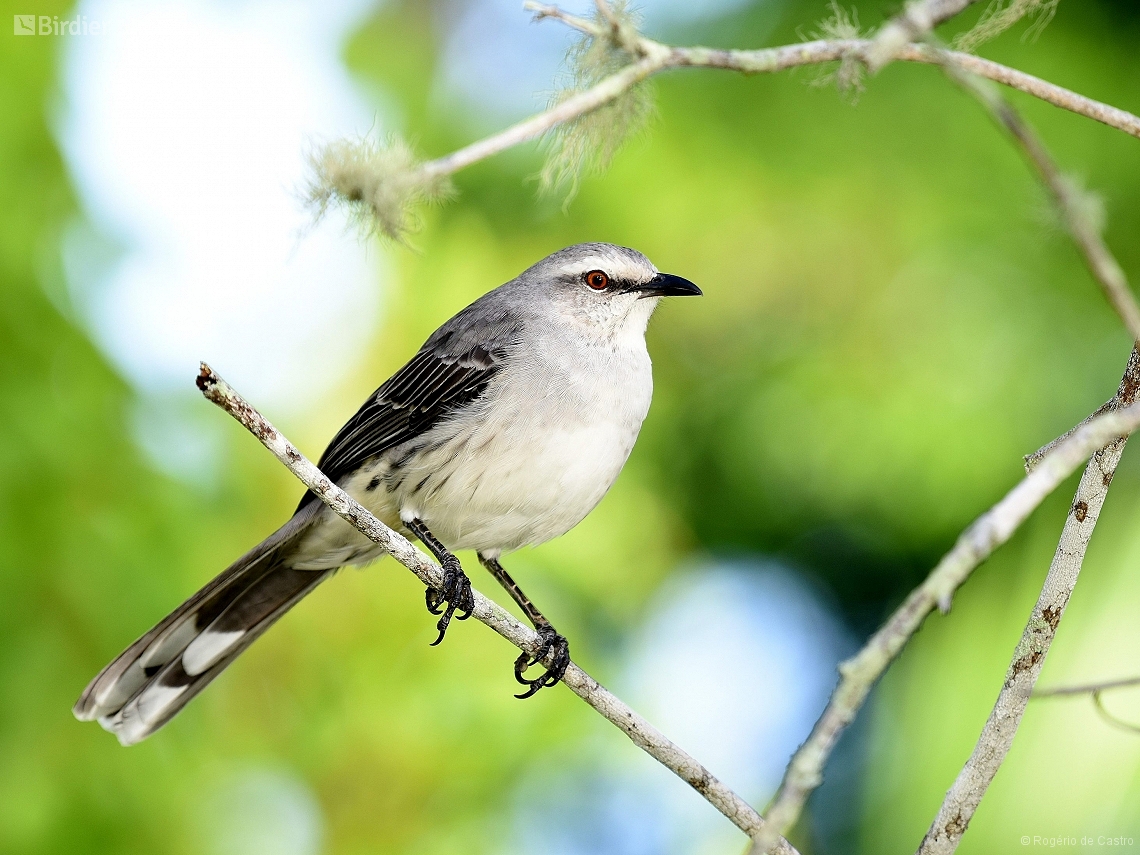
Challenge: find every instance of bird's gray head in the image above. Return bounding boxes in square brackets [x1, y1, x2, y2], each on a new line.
[516, 243, 701, 340]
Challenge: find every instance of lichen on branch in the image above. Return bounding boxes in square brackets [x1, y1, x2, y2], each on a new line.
[539, 1, 655, 200]
[955, 0, 1059, 53]
[812, 2, 868, 96]
[304, 135, 454, 242]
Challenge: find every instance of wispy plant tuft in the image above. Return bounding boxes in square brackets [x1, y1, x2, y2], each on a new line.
[305, 135, 453, 242]
[955, 0, 1059, 53]
[540, 1, 654, 201]
[1031, 172, 1106, 239]
[1058, 173, 1107, 236]
[811, 2, 866, 97]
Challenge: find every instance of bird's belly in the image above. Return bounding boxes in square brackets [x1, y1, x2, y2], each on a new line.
[414, 419, 638, 549]
[407, 414, 640, 552]
[294, 406, 645, 569]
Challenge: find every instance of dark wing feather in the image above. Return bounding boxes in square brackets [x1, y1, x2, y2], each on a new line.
[296, 301, 523, 512]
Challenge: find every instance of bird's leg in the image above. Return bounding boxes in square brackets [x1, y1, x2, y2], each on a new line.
[477, 553, 570, 699]
[406, 518, 473, 646]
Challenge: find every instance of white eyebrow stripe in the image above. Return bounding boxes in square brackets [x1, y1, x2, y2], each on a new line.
[559, 257, 657, 281]
[559, 257, 609, 275]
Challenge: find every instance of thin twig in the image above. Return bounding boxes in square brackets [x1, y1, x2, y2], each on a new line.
[918, 49, 1140, 140]
[591, 0, 641, 56]
[918, 348, 1140, 855]
[418, 49, 669, 181]
[1036, 674, 1140, 735]
[866, 0, 982, 72]
[194, 363, 798, 855]
[525, 2, 602, 38]
[1035, 674, 1140, 698]
[1091, 691, 1140, 735]
[679, 43, 1140, 140]
[747, 393, 1140, 853]
[936, 56, 1140, 342]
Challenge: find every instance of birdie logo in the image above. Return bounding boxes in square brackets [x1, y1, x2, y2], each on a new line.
[13, 14, 107, 35]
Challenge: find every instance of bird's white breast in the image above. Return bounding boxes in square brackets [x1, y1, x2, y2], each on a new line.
[396, 321, 653, 553]
[293, 298, 658, 566]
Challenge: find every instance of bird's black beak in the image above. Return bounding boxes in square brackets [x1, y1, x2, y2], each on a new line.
[630, 273, 702, 299]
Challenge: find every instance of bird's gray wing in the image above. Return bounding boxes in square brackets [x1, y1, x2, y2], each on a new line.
[296, 301, 524, 512]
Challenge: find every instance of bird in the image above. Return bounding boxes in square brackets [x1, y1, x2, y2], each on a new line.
[73, 242, 701, 746]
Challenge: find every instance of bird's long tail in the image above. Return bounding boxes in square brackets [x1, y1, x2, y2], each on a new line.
[73, 507, 327, 745]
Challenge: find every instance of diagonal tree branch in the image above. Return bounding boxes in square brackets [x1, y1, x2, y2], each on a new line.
[919, 49, 1140, 141]
[934, 54, 1140, 343]
[194, 363, 798, 855]
[749, 395, 1140, 853]
[918, 348, 1140, 854]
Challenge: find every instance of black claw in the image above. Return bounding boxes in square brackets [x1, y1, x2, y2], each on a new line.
[427, 556, 471, 645]
[453, 579, 474, 622]
[513, 627, 570, 699]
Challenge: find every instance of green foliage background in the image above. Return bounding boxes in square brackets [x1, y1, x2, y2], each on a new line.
[2, 1, 1140, 853]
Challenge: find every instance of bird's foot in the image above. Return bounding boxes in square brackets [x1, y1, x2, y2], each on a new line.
[514, 626, 570, 699]
[426, 555, 474, 645]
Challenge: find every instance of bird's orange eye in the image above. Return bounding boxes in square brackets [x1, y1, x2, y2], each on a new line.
[585, 270, 609, 290]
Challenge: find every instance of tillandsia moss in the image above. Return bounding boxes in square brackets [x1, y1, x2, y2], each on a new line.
[811, 2, 867, 97]
[305, 135, 454, 242]
[539, 1, 654, 202]
[954, 0, 1059, 53]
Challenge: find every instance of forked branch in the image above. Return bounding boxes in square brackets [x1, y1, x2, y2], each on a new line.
[918, 348, 1140, 854]
[750, 396, 1140, 853]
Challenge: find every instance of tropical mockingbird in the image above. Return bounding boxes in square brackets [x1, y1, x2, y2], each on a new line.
[73, 242, 701, 745]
